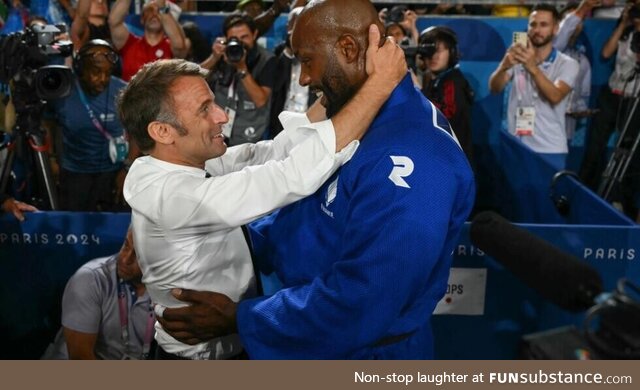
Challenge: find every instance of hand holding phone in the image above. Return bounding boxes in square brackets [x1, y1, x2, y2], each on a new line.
[513, 32, 528, 48]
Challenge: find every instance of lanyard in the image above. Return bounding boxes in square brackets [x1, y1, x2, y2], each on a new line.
[117, 273, 155, 359]
[515, 48, 558, 103]
[75, 80, 113, 140]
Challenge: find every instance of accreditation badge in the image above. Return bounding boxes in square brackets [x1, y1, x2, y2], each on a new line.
[221, 107, 236, 138]
[515, 106, 535, 136]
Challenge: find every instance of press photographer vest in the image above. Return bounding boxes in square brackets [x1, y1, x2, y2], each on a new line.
[212, 46, 272, 145]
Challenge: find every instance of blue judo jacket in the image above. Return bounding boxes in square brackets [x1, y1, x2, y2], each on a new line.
[239, 75, 476, 359]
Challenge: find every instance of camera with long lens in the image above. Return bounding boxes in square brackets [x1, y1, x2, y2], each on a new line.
[0, 24, 73, 100]
[225, 37, 246, 63]
[402, 41, 437, 59]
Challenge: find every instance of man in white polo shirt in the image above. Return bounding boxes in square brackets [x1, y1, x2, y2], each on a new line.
[489, 3, 579, 169]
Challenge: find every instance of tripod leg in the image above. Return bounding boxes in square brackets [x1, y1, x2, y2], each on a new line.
[27, 133, 58, 210]
[598, 97, 640, 202]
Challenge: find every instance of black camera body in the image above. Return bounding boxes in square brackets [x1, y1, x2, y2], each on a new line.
[387, 5, 407, 24]
[403, 42, 437, 59]
[225, 37, 246, 63]
[0, 24, 73, 100]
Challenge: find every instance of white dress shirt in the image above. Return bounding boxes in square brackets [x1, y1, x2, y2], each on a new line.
[124, 112, 358, 359]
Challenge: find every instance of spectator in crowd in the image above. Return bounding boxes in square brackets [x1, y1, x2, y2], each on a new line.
[419, 26, 475, 167]
[489, 3, 579, 169]
[237, 0, 263, 17]
[556, 0, 598, 142]
[238, 0, 290, 37]
[379, 5, 418, 44]
[202, 13, 276, 145]
[157, 0, 474, 360]
[182, 20, 210, 63]
[119, 40, 404, 358]
[268, 6, 315, 138]
[580, 1, 640, 219]
[492, 1, 530, 17]
[430, 3, 469, 15]
[71, 0, 111, 48]
[108, 0, 187, 81]
[46, 40, 130, 211]
[0, 193, 37, 221]
[594, 0, 625, 18]
[42, 227, 155, 360]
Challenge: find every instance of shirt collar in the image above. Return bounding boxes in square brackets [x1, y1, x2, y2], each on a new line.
[146, 156, 208, 177]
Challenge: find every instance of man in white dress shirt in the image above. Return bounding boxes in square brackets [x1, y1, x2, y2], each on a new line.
[119, 31, 406, 360]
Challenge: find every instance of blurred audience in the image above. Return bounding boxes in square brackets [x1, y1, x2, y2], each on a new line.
[182, 20, 210, 63]
[71, 0, 111, 49]
[268, 6, 315, 138]
[580, 0, 640, 219]
[109, 0, 187, 81]
[555, 1, 599, 143]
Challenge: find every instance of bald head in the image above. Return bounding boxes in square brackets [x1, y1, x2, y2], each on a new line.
[291, 0, 382, 118]
[296, 0, 382, 48]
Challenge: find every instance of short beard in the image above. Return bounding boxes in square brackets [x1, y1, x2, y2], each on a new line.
[530, 34, 553, 48]
[322, 57, 358, 118]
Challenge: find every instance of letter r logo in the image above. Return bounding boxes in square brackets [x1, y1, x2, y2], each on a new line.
[388, 156, 414, 188]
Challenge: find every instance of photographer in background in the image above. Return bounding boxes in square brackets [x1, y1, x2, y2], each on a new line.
[46, 39, 132, 211]
[202, 13, 275, 145]
[579, 0, 640, 220]
[379, 5, 418, 44]
[419, 26, 474, 168]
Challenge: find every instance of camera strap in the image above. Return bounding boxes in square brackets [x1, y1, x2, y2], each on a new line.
[75, 80, 113, 141]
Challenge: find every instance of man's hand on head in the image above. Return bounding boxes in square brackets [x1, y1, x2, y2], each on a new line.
[365, 24, 407, 91]
[156, 289, 238, 345]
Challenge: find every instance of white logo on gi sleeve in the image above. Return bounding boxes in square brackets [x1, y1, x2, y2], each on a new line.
[325, 177, 338, 207]
[388, 156, 414, 188]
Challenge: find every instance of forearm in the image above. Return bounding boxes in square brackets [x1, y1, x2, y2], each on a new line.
[200, 53, 221, 70]
[108, 0, 131, 49]
[160, 14, 188, 58]
[71, 0, 91, 47]
[528, 67, 566, 105]
[489, 66, 511, 94]
[602, 24, 625, 59]
[108, 0, 130, 26]
[253, 3, 286, 36]
[331, 73, 403, 151]
[240, 75, 270, 108]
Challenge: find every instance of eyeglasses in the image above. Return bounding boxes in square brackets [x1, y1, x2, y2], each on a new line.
[87, 51, 118, 64]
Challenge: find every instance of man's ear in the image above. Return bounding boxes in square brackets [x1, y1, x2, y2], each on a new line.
[336, 34, 360, 64]
[148, 121, 175, 145]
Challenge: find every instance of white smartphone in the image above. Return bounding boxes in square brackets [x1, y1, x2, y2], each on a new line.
[513, 32, 528, 47]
